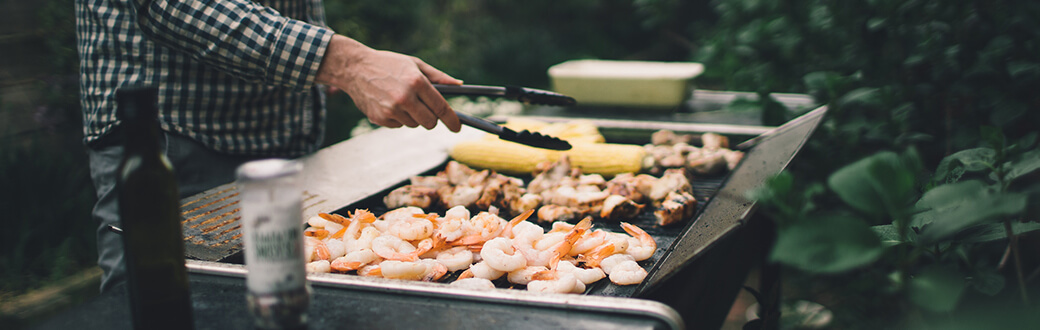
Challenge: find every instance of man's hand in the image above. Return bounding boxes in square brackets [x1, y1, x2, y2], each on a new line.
[316, 35, 462, 132]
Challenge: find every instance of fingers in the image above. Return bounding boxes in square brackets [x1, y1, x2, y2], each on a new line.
[379, 118, 404, 129]
[403, 94, 438, 130]
[414, 58, 463, 85]
[415, 80, 461, 133]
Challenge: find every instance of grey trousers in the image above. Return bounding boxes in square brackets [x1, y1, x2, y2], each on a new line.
[88, 131, 266, 293]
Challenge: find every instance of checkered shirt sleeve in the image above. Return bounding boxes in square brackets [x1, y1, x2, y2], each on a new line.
[77, 0, 336, 157]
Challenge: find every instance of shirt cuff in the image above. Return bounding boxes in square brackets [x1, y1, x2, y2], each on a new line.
[266, 19, 334, 90]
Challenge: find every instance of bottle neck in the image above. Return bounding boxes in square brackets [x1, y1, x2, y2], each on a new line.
[122, 118, 163, 155]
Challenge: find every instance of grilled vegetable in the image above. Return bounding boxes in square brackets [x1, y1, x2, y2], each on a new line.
[449, 139, 649, 176]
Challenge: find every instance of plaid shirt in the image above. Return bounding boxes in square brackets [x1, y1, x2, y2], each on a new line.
[77, 0, 334, 156]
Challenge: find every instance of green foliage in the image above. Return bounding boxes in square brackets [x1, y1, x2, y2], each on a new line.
[908, 265, 968, 313]
[704, 0, 1040, 325]
[771, 214, 884, 274]
[699, 0, 1040, 166]
[827, 151, 920, 219]
[0, 140, 97, 294]
[752, 133, 1040, 325]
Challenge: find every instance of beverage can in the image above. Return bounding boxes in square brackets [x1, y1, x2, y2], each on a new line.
[237, 159, 309, 329]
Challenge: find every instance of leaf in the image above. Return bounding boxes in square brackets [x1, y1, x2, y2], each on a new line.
[838, 87, 882, 108]
[932, 148, 996, 184]
[915, 180, 989, 213]
[1018, 132, 1038, 150]
[909, 265, 966, 312]
[829, 152, 916, 217]
[990, 101, 1027, 128]
[1004, 149, 1040, 184]
[872, 224, 903, 247]
[981, 126, 1005, 151]
[770, 215, 884, 274]
[1007, 61, 1040, 80]
[867, 17, 887, 31]
[970, 267, 1005, 296]
[913, 181, 1028, 243]
[955, 221, 1040, 243]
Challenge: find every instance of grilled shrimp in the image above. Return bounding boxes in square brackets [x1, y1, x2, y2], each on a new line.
[357, 264, 382, 277]
[371, 235, 419, 261]
[330, 249, 381, 273]
[325, 238, 347, 260]
[304, 237, 331, 262]
[556, 260, 605, 285]
[607, 260, 647, 285]
[454, 211, 505, 246]
[480, 237, 527, 272]
[345, 226, 381, 253]
[465, 261, 505, 280]
[387, 215, 434, 241]
[306, 260, 331, 273]
[450, 278, 496, 290]
[419, 259, 449, 282]
[501, 209, 535, 239]
[527, 272, 584, 294]
[436, 246, 474, 272]
[507, 266, 549, 285]
[599, 254, 636, 275]
[577, 243, 615, 268]
[621, 222, 656, 261]
[379, 260, 427, 280]
[569, 229, 607, 256]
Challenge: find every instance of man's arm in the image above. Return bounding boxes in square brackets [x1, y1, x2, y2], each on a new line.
[131, 0, 461, 132]
[131, 0, 332, 89]
[314, 35, 461, 132]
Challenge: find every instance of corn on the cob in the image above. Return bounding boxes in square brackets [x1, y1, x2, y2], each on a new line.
[449, 139, 648, 176]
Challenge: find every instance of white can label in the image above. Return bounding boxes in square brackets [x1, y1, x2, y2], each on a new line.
[242, 201, 306, 294]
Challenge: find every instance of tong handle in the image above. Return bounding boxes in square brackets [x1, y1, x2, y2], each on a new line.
[434, 84, 576, 106]
[455, 110, 506, 135]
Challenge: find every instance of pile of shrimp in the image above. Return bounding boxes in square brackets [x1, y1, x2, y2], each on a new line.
[302, 205, 655, 294]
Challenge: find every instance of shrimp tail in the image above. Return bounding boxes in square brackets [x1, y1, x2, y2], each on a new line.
[531, 270, 557, 281]
[579, 243, 616, 268]
[454, 235, 487, 246]
[422, 263, 449, 282]
[458, 269, 475, 279]
[320, 212, 352, 227]
[304, 228, 330, 240]
[330, 226, 348, 239]
[621, 222, 654, 246]
[307, 238, 331, 261]
[503, 209, 535, 238]
[409, 238, 435, 258]
[352, 209, 377, 223]
[358, 265, 382, 277]
[330, 260, 363, 273]
[549, 217, 593, 269]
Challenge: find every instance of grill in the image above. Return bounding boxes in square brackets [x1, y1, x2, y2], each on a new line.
[178, 91, 827, 329]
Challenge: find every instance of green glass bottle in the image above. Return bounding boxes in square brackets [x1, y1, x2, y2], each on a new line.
[115, 85, 195, 329]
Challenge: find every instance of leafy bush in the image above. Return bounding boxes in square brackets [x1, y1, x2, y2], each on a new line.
[690, 0, 1040, 326]
[0, 138, 97, 295]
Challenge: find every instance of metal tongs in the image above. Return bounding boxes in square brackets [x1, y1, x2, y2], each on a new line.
[435, 84, 575, 150]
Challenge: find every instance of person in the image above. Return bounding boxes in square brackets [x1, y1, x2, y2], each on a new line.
[77, 0, 463, 292]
